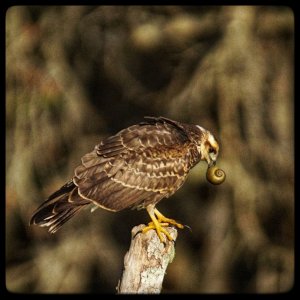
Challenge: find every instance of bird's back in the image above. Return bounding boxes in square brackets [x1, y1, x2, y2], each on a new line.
[30, 117, 202, 233]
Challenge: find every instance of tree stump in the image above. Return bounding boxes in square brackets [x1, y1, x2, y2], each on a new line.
[117, 224, 178, 294]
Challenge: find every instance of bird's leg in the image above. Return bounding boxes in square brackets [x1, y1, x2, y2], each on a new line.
[142, 205, 183, 242]
[142, 205, 173, 242]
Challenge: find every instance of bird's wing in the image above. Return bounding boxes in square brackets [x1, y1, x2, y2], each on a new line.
[95, 121, 188, 157]
[73, 122, 195, 211]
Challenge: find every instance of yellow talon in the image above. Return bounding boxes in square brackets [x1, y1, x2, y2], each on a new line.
[142, 222, 169, 233]
[142, 222, 173, 241]
[143, 204, 184, 242]
[154, 209, 184, 229]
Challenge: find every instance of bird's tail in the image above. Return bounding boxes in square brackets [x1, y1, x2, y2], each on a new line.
[30, 180, 90, 233]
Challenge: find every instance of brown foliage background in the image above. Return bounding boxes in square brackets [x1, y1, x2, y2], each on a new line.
[6, 6, 294, 293]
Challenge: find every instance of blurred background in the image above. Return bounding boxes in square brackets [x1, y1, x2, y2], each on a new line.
[6, 6, 294, 293]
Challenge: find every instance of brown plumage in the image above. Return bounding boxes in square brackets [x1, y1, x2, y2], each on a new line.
[30, 116, 220, 240]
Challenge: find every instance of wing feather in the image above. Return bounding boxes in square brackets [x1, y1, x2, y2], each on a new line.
[73, 119, 195, 211]
[30, 117, 202, 232]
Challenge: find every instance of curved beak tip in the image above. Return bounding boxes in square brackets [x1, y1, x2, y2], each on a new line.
[208, 160, 216, 168]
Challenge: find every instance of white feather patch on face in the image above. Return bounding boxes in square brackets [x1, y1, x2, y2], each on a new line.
[207, 133, 219, 150]
[196, 130, 220, 164]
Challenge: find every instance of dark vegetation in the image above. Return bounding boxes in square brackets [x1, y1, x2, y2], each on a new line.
[6, 6, 294, 293]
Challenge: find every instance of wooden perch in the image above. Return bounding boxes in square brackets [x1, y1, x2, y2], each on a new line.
[117, 224, 178, 294]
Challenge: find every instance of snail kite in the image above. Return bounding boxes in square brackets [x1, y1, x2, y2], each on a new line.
[30, 116, 223, 241]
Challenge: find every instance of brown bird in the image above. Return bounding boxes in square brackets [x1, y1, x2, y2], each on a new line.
[30, 116, 221, 241]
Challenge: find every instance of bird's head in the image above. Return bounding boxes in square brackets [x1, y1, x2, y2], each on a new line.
[195, 126, 219, 167]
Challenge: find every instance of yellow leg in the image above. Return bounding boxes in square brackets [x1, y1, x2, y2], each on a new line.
[154, 208, 184, 229]
[142, 205, 184, 242]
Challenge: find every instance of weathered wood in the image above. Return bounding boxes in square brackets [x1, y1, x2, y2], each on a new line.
[117, 224, 178, 294]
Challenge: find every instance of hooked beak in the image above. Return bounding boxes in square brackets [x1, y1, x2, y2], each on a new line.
[208, 159, 216, 168]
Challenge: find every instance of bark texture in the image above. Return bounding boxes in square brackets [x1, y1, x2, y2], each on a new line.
[118, 225, 177, 294]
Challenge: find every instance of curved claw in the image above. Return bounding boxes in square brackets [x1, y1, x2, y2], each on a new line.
[154, 208, 184, 229]
[183, 224, 192, 232]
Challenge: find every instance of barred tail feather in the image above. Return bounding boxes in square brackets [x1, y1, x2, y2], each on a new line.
[30, 181, 90, 233]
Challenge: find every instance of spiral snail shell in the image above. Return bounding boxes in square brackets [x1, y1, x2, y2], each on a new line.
[206, 165, 226, 185]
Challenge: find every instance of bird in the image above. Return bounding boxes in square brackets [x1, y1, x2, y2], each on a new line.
[30, 116, 223, 242]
